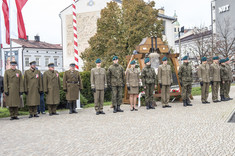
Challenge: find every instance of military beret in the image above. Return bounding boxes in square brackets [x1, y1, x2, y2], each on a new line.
[182, 56, 188, 61]
[201, 57, 207, 62]
[112, 56, 118, 61]
[144, 58, 150, 64]
[213, 56, 219, 60]
[219, 59, 226, 64]
[95, 58, 101, 63]
[48, 63, 55, 67]
[69, 63, 76, 67]
[162, 56, 168, 61]
[30, 61, 36, 65]
[10, 61, 17, 65]
[225, 57, 229, 62]
[130, 60, 136, 65]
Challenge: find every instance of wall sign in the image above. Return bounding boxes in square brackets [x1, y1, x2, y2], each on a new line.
[219, 4, 230, 13]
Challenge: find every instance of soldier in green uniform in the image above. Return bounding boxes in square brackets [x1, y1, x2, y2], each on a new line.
[178, 56, 193, 107]
[141, 58, 156, 109]
[24, 61, 43, 118]
[107, 56, 125, 113]
[90, 59, 107, 115]
[4, 61, 24, 120]
[198, 57, 210, 104]
[158, 56, 173, 108]
[43, 63, 60, 116]
[225, 58, 233, 100]
[220, 59, 230, 101]
[63, 63, 83, 114]
[210, 56, 221, 103]
[126, 60, 140, 111]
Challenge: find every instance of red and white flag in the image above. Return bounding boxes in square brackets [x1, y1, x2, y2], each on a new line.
[1, 0, 28, 45]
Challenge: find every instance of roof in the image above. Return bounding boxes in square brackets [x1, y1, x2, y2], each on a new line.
[158, 13, 176, 21]
[12, 39, 62, 50]
[175, 30, 212, 44]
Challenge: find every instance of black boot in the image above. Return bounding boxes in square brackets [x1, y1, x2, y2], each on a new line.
[72, 102, 78, 113]
[117, 106, 124, 112]
[113, 106, 117, 113]
[69, 103, 73, 114]
[186, 99, 192, 106]
[29, 114, 33, 118]
[183, 100, 187, 107]
[10, 117, 14, 120]
[146, 102, 150, 110]
[34, 114, 39, 117]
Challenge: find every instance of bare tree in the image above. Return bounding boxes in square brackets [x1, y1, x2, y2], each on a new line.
[214, 18, 235, 58]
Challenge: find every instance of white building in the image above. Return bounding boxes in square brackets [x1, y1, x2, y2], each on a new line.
[60, 1, 176, 70]
[0, 36, 63, 75]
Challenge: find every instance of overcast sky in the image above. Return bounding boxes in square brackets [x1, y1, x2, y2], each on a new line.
[22, 0, 212, 44]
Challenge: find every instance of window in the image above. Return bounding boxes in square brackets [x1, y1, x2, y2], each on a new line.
[162, 21, 166, 35]
[36, 58, 40, 66]
[45, 58, 49, 66]
[54, 58, 58, 67]
[174, 28, 176, 32]
[25, 58, 29, 66]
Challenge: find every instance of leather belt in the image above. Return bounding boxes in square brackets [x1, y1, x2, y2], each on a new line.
[67, 81, 78, 84]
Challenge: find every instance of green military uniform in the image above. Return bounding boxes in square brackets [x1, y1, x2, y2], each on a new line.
[225, 62, 233, 99]
[63, 67, 83, 114]
[158, 62, 173, 107]
[220, 60, 230, 101]
[126, 67, 140, 94]
[107, 56, 125, 113]
[24, 68, 43, 117]
[4, 64, 24, 119]
[43, 66, 61, 115]
[178, 57, 193, 106]
[210, 58, 221, 102]
[198, 58, 210, 103]
[91, 66, 107, 114]
[141, 58, 156, 109]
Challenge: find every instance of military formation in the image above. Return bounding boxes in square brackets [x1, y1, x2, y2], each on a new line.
[0, 55, 233, 120]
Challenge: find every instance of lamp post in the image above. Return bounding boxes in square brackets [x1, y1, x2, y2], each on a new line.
[178, 26, 184, 61]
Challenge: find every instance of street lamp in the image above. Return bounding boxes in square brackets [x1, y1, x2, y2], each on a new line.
[178, 26, 184, 60]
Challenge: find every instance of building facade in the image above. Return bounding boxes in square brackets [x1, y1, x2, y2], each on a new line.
[0, 36, 63, 75]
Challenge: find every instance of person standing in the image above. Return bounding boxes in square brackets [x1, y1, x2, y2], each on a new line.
[225, 58, 233, 100]
[210, 56, 221, 103]
[178, 56, 193, 107]
[37, 71, 46, 114]
[220, 59, 230, 101]
[63, 63, 83, 114]
[198, 57, 210, 104]
[43, 63, 60, 116]
[107, 56, 125, 113]
[24, 61, 43, 118]
[90, 59, 107, 115]
[126, 60, 140, 111]
[158, 56, 173, 108]
[4, 61, 24, 120]
[0, 75, 4, 112]
[141, 58, 156, 109]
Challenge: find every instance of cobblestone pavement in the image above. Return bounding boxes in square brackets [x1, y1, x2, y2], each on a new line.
[0, 87, 235, 156]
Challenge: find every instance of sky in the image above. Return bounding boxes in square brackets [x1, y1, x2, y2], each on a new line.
[22, 0, 212, 44]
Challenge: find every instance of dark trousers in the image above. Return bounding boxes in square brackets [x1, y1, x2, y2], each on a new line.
[37, 93, 45, 114]
[48, 105, 57, 114]
[9, 107, 18, 117]
[29, 106, 37, 115]
[111, 86, 123, 108]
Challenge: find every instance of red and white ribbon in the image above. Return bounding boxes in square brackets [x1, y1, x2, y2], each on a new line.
[72, 0, 79, 70]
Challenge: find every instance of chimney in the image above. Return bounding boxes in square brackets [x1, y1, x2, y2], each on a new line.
[34, 35, 40, 42]
[158, 7, 165, 15]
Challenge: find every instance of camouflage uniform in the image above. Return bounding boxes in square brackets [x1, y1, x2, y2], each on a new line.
[225, 64, 232, 99]
[141, 65, 156, 109]
[178, 62, 193, 105]
[107, 63, 125, 111]
[220, 64, 229, 100]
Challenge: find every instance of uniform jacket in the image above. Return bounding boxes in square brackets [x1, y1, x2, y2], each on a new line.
[126, 67, 140, 87]
[90, 67, 107, 90]
[210, 63, 220, 82]
[24, 69, 43, 106]
[4, 69, 24, 107]
[107, 63, 125, 87]
[43, 70, 61, 104]
[178, 62, 193, 83]
[198, 64, 210, 83]
[158, 64, 173, 85]
[141, 65, 156, 86]
[225, 64, 233, 81]
[220, 64, 229, 81]
[63, 70, 83, 101]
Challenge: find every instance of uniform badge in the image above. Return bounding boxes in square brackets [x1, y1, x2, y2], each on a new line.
[16, 73, 19, 77]
[36, 74, 39, 78]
